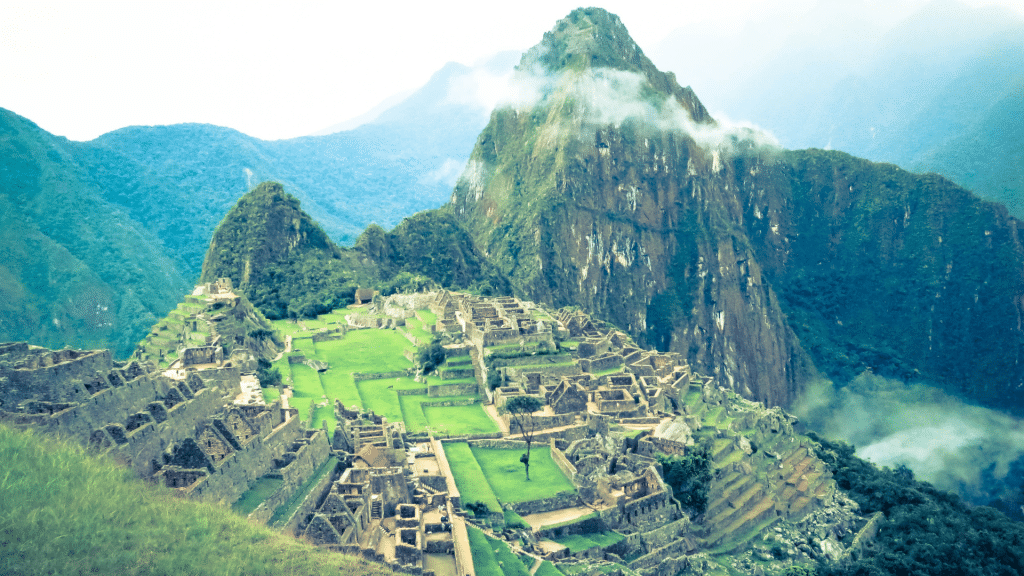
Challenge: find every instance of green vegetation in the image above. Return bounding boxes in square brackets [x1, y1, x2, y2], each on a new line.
[420, 404, 499, 435]
[504, 508, 529, 529]
[470, 446, 576, 502]
[418, 335, 447, 374]
[268, 457, 337, 528]
[503, 395, 545, 480]
[810, 434, 1024, 576]
[0, 426, 380, 576]
[232, 476, 284, 515]
[658, 445, 712, 515]
[443, 442, 502, 513]
[355, 211, 512, 297]
[551, 531, 624, 554]
[200, 182, 371, 320]
[466, 525, 531, 576]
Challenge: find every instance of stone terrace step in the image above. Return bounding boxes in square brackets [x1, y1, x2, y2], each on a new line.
[703, 406, 725, 427]
[706, 482, 764, 531]
[784, 456, 816, 486]
[706, 475, 754, 518]
[710, 438, 733, 459]
[722, 495, 777, 539]
[706, 516, 781, 554]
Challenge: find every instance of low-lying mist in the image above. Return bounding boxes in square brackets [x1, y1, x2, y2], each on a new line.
[794, 372, 1024, 516]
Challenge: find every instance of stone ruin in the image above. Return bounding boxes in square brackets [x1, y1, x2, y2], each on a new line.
[0, 337, 330, 508]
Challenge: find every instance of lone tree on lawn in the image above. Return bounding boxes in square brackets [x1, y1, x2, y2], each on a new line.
[503, 395, 543, 480]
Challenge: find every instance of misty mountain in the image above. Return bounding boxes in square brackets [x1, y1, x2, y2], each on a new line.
[652, 0, 1024, 217]
[447, 7, 1024, 416]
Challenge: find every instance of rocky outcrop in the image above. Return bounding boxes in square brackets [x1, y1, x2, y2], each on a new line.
[448, 7, 1024, 412]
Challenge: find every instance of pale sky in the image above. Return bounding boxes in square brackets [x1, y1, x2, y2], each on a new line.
[2, 0, 1021, 141]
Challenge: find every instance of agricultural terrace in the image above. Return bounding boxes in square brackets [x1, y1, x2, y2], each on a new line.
[467, 525, 531, 576]
[270, 309, 495, 436]
[443, 443, 576, 515]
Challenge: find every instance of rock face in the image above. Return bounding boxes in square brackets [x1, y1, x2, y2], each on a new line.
[449, 7, 1024, 411]
[450, 8, 811, 407]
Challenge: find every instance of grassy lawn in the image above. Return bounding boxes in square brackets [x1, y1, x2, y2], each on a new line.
[403, 317, 433, 346]
[319, 371, 362, 414]
[470, 446, 575, 502]
[261, 386, 280, 403]
[289, 337, 315, 354]
[416, 309, 437, 325]
[466, 525, 530, 576]
[444, 355, 473, 367]
[398, 394, 432, 434]
[275, 328, 416, 431]
[0, 428, 386, 576]
[551, 531, 624, 553]
[314, 330, 412, 374]
[288, 363, 326, 424]
[355, 380, 403, 425]
[443, 443, 501, 513]
[422, 404, 499, 436]
[231, 476, 283, 515]
[398, 395, 491, 435]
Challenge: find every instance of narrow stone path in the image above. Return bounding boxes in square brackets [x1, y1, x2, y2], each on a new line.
[529, 556, 543, 575]
[483, 403, 510, 434]
[450, 515, 475, 576]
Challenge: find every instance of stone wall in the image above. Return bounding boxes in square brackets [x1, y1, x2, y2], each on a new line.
[0, 347, 113, 407]
[510, 491, 583, 515]
[427, 382, 479, 397]
[106, 384, 232, 477]
[420, 398, 478, 408]
[505, 412, 576, 434]
[579, 354, 624, 373]
[188, 412, 305, 505]
[352, 370, 411, 382]
[181, 346, 222, 367]
[550, 440, 578, 483]
[467, 438, 528, 450]
[281, 457, 342, 537]
[248, 432, 334, 525]
[430, 438, 461, 509]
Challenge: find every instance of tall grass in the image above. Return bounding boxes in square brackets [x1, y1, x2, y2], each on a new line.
[0, 425, 386, 576]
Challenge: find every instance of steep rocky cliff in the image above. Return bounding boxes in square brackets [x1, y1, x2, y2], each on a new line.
[449, 7, 1024, 411]
[450, 8, 811, 407]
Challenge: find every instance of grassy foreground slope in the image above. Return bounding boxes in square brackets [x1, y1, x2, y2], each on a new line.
[0, 425, 388, 576]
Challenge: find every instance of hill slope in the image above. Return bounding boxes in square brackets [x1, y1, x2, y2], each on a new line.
[449, 7, 1024, 412]
[0, 109, 190, 357]
[0, 423, 387, 576]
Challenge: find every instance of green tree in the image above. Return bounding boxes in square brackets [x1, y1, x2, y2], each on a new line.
[657, 444, 712, 515]
[417, 336, 446, 374]
[502, 396, 544, 480]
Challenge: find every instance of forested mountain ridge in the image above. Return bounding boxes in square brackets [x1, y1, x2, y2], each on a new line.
[447, 7, 1024, 412]
[0, 57, 497, 354]
[0, 109, 190, 358]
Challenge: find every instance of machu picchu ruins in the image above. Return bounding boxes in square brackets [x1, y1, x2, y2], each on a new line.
[1, 287, 879, 576]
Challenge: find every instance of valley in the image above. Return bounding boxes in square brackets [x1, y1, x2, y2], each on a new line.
[2, 4, 1024, 576]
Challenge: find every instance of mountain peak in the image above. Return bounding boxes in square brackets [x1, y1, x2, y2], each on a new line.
[511, 7, 713, 127]
[527, 7, 641, 72]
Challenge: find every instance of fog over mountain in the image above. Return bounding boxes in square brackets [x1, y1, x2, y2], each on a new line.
[650, 0, 1024, 217]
